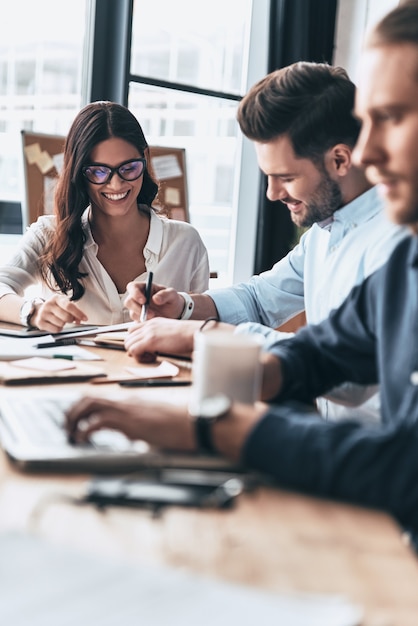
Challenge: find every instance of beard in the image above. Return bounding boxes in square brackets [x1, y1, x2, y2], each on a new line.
[290, 170, 343, 228]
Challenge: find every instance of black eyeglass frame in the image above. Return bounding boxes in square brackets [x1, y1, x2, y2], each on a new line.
[82, 158, 147, 184]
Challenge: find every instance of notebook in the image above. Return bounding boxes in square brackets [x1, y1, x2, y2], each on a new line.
[0, 394, 240, 473]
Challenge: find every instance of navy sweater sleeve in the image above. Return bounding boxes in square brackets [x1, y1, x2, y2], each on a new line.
[242, 238, 418, 534]
[243, 404, 418, 533]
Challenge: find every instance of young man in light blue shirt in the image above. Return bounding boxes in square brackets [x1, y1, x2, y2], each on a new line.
[124, 62, 407, 422]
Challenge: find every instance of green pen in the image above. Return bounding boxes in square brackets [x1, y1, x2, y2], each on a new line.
[52, 354, 76, 360]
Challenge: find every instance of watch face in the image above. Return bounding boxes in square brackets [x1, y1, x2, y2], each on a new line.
[20, 300, 34, 325]
[20, 298, 44, 327]
[197, 394, 231, 420]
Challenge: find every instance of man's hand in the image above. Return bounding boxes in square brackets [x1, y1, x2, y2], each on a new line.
[66, 396, 195, 450]
[31, 294, 88, 332]
[65, 395, 268, 464]
[125, 281, 185, 321]
[124, 318, 201, 362]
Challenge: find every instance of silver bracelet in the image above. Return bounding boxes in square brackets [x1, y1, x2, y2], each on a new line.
[178, 292, 195, 320]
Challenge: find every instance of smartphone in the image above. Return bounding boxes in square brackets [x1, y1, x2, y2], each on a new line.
[84, 475, 243, 510]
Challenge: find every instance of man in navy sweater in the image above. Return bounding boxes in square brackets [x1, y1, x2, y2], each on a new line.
[66, 1, 418, 538]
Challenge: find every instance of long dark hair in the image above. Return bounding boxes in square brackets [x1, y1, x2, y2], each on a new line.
[41, 101, 159, 300]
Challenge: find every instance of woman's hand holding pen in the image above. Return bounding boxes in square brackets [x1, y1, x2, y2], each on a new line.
[125, 280, 186, 321]
[31, 294, 88, 333]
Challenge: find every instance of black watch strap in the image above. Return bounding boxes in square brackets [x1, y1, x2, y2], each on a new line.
[195, 417, 216, 455]
[190, 394, 231, 455]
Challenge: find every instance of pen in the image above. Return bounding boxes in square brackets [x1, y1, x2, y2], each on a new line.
[52, 354, 76, 360]
[119, 379, 191, 387]
[140, 271, 154, 322]
[157, 352, 192, 362]
[36, 338, 78, 349]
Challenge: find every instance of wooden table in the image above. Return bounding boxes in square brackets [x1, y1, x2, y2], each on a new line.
[0, 344, 417, 625]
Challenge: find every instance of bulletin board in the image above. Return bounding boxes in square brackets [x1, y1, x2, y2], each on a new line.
[21, 130, 65, 228]
[20, 130, 189, 228]
[148, 146, 189, 222]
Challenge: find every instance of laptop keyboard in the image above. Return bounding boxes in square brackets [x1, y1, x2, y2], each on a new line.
[7, 397, 73, 446]
[0, 397, 240, 472]
[1, 397, 132, 451]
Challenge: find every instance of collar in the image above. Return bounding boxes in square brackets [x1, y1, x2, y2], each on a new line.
[144, 208, 164, 258]
[81, 205, 162, 256]
[316, 186, 382, 231]
[332, 186, 382, 226]
[82, 208, 96, 250]
[317, 215, 333, 231]
[318, 187, 384, 251]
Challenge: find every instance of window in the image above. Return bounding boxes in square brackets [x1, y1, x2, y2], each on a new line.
[128, 0, 269, 284]
[0, 0, 89, 206]
[0, 0, 270, 283]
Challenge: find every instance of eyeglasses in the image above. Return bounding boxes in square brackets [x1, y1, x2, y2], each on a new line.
[82, 158, 146, 184]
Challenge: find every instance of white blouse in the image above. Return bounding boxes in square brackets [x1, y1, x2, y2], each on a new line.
[0, 208, 210, 325]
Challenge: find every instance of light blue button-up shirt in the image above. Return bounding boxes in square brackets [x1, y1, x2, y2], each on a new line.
[208, 186, 408, 421]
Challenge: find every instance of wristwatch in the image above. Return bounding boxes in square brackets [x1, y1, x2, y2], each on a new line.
[19, 297, 45, 328]
[189, 394, 231, 454]
[178, 292, 195, 320]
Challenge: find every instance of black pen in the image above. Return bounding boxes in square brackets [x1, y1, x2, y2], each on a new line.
[36, 338, 78, 349]
[119, 379, 191, 387]
[140, 271, 154, 322]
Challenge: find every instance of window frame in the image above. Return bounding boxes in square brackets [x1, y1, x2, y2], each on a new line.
[87, 0, 270, 284]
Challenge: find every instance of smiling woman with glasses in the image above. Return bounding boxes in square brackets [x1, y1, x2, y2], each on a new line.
[0, 101, 210, 332]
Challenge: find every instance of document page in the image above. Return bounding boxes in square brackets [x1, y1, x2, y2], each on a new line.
[0, 531, 362, 626]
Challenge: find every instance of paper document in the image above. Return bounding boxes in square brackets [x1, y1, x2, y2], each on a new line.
[125, 361, 180, 378]
[10, 357, 76, 371]
[91, 360, 180, 384]
[0, 531, 363, 626]
[0, 337, 102, 361]
[92, 331, 128, 349]
[57, 321, 134, 340]
[0, 361, 106, 385]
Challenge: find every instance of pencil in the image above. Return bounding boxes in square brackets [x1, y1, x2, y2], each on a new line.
[140, 271, 154, 322]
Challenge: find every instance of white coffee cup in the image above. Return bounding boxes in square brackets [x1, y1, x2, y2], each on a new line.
[190, 330, 262, 408]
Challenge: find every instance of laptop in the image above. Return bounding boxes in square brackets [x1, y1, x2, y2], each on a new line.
[0, 394, 241, 473]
